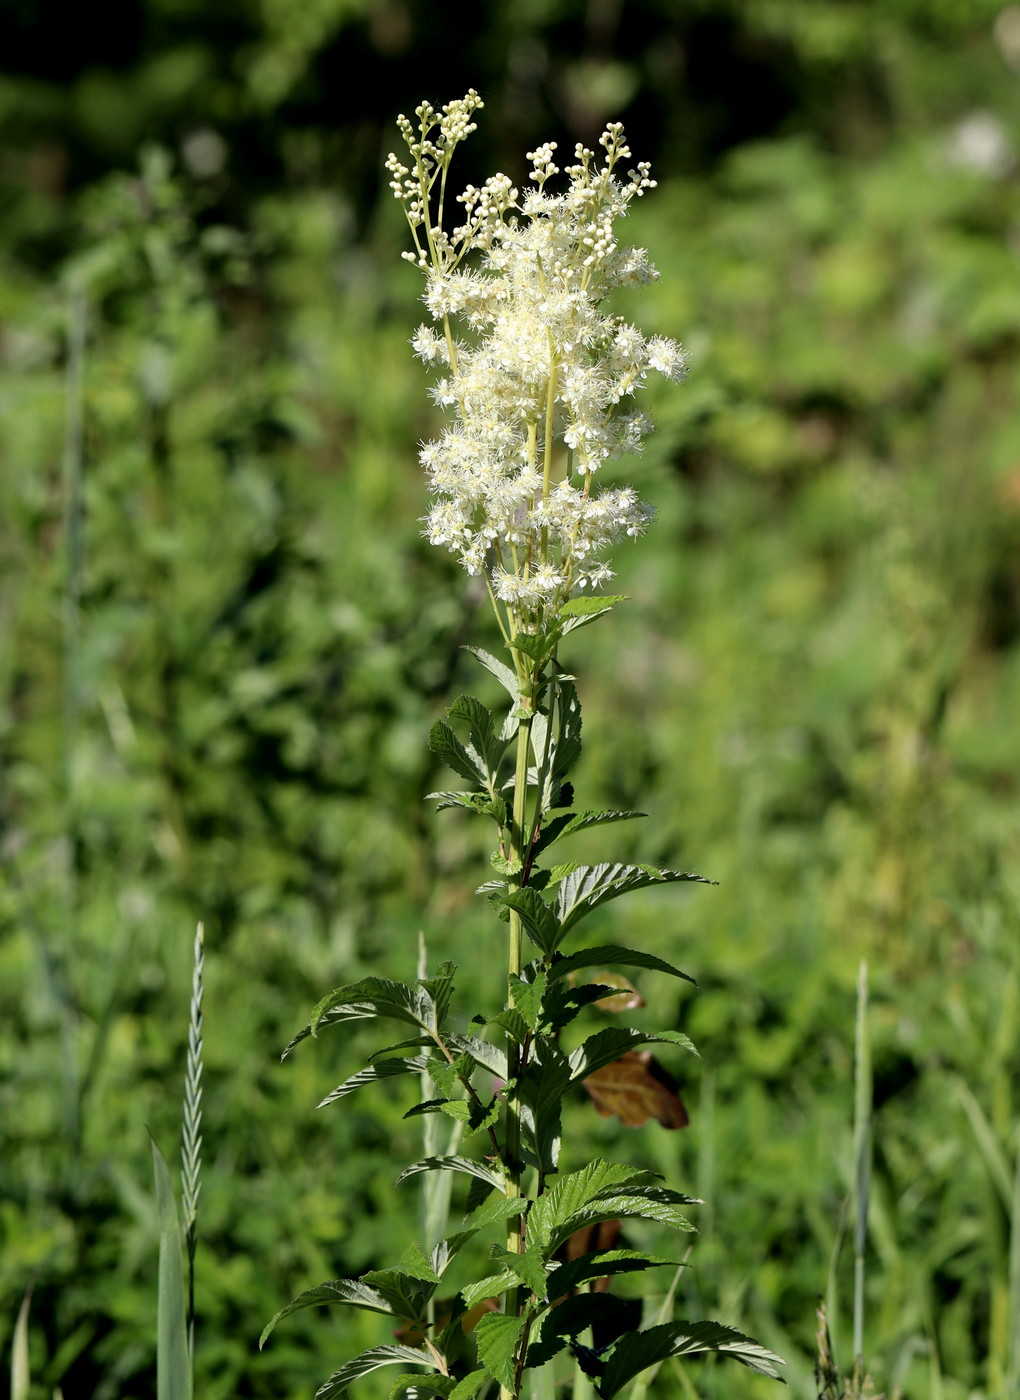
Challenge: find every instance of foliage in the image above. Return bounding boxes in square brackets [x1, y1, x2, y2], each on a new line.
[260, 98, 782, 1400]
[1, 5, 1019, 1399]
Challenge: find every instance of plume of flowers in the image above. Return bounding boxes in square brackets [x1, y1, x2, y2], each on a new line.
[386, 93, 686, 634]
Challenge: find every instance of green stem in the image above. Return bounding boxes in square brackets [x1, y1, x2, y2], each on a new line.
[501, 674, 535, 1400]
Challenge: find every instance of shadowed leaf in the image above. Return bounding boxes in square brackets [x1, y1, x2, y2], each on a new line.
[589, 971, 645, 1012]
[597, 1321, 785, 1395]
[260, 1280, 398, 1348]
[314, 1345, 441, 1400]
[569, 1028, 697, 1082]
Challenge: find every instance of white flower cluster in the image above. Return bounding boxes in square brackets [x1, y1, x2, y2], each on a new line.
[388, 95, 685, 623]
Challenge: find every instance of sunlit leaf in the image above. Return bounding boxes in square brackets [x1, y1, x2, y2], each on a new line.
[474, 1312, 527, 1391]
[556, 865, 713, 939]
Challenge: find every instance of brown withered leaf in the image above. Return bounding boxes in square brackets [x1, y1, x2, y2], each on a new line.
[582, 1050, 689, 1129]
[590, 970, 646, 1013]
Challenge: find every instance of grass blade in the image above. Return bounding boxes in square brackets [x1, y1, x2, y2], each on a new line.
[1009, 1133, 1020, 1395]
[150, 1132, 193, 1400]
[852, 959, 872, 1365]
[11, 1286, 32, 1400]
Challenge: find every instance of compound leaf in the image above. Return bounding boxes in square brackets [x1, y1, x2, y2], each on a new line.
[556, 866, 713, 940]
[260, 1280, 398, 1348]
[568, 1029, 697, 1083]
[318, 1055, 428, 1108]
[597, 1321, 785, 1396]
[547, 946, 695, 988]
[314, 1346, 441, 1400]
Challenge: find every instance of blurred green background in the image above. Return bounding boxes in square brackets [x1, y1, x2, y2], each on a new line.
[2, 2, 1020, 1397]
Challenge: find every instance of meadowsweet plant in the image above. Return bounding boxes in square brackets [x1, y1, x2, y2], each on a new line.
[263, 93, 784, 1400]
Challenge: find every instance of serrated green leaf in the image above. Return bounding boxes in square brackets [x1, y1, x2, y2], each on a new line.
[427, 791, 494, 814]
[390, 1373, 457, 1400]
[398, 1243, 441, 1283]
[556, 865, 713, 940]
[283, 977, 436, 1057]
[491, 850, 523, 876]
[496, 889, 559, 954]
[448, 695, 505, 778]
[509, 971, 547, 1033]
[559, 595, 628, 619]
[552, 1188, 698, 1251]
[518, 1039, 571, 1173]
[465, 646, 520, 699]
[429, 719, 488, 786]
[445, 1034, 508, 1080]
[530, 680, 582, 798]
[260, 1280, 396, 1348]
[461, 1270, 519, 1310]
[542, 982, 624, 1033]
[419, 962, 458, 1027]
[597, 1321, 785, 1396]
[441, 1195, 529, 1267]
[490, 1008, 531, 1045]
[440, 1101, 473, 1123]
[535, 809, 646, 855]
[546, 1251, 676, 1299]
[359, 1268, 436, 1320]
[542, 1293, 633, 1343]
[489, 1244, 548, 1301]
[428, 1053, 472, 1098]
[396, 1156, 507, 1191]
[527, 1161, 655, 1254]
[474, 1312, 527, 1391]
[447, 1369, 488, 1400]
[319, 1055, 428, 1108]
[568, 1029, 697, 1082]
[547, 946, 696, 988]
[314, 1346, 441, 1400]
[510, 631, 552, 662]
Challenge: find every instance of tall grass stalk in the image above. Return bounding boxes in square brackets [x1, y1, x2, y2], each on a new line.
[954, 1075, 1016, 1393]
[58, 279, 87, 1156]
[852, 960, 872, 1366]
[181, 922, 204, 1358]
[151, 1132, 192, 1400]
[1009, 1134, 1020, 1398]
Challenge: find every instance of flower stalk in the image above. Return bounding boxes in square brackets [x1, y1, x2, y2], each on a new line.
[267, 92, 784, 1400]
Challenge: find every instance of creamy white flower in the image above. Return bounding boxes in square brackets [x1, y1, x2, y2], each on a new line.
[392, 96, 684, 623]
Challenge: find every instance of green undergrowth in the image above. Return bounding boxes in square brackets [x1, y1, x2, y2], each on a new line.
[2, 63, 1020, 1400]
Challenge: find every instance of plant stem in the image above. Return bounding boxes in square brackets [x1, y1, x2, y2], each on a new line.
[502, 676, 535, 1400]
[504, 700, 532, 1197]
[852, 959, 872, 1366]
